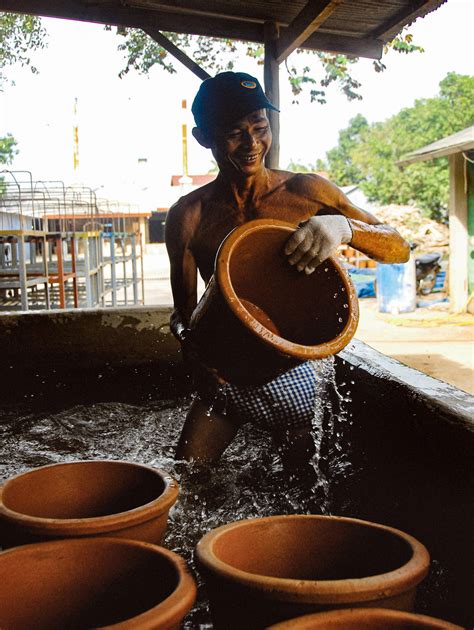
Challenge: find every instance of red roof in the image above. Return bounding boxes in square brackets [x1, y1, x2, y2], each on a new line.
[171, 174, 217, 187]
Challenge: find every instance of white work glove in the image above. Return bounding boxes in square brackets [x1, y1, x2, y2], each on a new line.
[284, 215, 352, 275]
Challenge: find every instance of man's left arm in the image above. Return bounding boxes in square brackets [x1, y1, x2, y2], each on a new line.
[285, 175, 410, 274]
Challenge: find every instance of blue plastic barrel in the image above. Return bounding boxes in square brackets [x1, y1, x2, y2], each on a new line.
[376, 258, 416, 314]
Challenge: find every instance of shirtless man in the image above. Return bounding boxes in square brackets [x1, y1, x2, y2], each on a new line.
[166, 71, 409, 472]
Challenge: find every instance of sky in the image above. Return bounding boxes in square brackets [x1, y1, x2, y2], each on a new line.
[0, 0, 473, 210]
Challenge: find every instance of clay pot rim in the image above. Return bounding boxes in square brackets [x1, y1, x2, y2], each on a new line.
[195, 514, 430, 604]
[215, 219, 360, 360]
[0, 537, 197, 630]
[0, 460, 179, 535]
[266, 607, 463, 629]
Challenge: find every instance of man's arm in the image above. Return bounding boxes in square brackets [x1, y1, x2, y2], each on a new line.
[165, 200, 198, 343]
[285, 174, 410, 274]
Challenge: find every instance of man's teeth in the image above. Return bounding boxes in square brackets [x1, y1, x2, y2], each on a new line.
[241, 154, 258, 162]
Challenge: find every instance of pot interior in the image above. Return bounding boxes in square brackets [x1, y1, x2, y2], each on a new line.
[270, 608, 460, 629]
[0, 539, 178, 628]
[227, 229, 351, 346]
[2, 461, 166, 518]
[212, 518, 414, 580]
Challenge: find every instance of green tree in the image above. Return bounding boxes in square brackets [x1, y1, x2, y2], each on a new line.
[326, 73, 474, 220]
[322, 114, 369, 185]
[0, 134, 17, 193]
[0, 13, 47, 174]
[0, 12, 47, 88]
[0, 10, 422, 104]
[286, 159, 318, 173]
[0, 134, 17, 165]
[114, 28, 423, 104]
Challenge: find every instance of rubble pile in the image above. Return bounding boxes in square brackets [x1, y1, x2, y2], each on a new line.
[375, 204, 449, 252]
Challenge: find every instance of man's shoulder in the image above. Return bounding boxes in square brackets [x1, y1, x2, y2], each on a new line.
[167, 181, 215, 219]
[279, 171, 334, 195]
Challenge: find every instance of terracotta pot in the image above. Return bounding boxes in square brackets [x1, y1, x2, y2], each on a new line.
[266, 608, 463, 629]
[0, 460, 178, 548]
[0, 537, 196, 629]
[190, 219, 359, 386]
[195, 514, 430, 630]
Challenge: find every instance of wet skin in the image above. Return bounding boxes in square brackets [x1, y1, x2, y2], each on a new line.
[165, 109, 410, 467]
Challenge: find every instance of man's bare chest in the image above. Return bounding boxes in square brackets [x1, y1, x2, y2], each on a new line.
[189, 190, 322, 279]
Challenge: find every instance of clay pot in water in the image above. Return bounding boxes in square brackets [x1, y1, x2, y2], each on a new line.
[195, 514, 430, 630]
[190, 219, 359, 386]
[0, 460, 179, 548]
[0, 537, 196, 629]
[266, 608, 463, 629]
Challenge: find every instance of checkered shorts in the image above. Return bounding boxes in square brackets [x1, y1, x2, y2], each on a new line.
[221, 358, 334, 432]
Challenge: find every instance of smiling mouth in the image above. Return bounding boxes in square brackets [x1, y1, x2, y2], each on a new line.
[239, 153, 260, 163]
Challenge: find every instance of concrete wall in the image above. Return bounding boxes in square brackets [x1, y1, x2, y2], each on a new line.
[0, 307, 472, 624]
[337, 340, 473, 625]
[0, 306, 182, 405]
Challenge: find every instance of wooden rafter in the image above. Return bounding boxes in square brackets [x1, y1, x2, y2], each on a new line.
[1, 0, 383, 59]
[144, 27, 210, 80]
[303, 30, 381, 58]
[275, 0, 342, 64]
[0, 0, 263, 40]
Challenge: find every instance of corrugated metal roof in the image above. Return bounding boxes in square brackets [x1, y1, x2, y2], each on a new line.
[1, 0, 447, 60]
[398, 126, 474, 166]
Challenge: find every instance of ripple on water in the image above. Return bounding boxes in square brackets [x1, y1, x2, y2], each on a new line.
[0, 366, 357, 629]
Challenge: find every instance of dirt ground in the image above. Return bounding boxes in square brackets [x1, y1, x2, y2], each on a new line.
[142, 244, 474, 395]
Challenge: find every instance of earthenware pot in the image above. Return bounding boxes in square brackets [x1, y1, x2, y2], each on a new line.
[195, 514, 430, 630]
[266, 607, 462, 629]
[0, 460, 178, 548]
[190, 219, 359, 386]
[0, 537, 196, 629]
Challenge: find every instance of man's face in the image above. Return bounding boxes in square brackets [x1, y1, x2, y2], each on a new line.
[211, 109, 272, 176]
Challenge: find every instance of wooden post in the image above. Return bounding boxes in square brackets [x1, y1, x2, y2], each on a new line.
[264, 21, 280, 169]
[448, 153, 468, 312]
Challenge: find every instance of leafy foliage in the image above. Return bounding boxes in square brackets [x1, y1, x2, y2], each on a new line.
[0, 13, 47, 171]
[323, 114, 369, 185]
[0, 12, 47, 89]
[0, 11, 423, 105]
[321, 73, 474, 220]
[0, 134, 17, 193]
[0, 134, 17, 165]
[113, 26, 423, 105]
[286, 159, 319, 173]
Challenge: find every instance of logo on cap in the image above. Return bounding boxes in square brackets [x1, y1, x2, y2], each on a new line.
[241, 80, 257, 89]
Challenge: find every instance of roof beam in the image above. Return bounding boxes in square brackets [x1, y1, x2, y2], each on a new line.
[275, 0, 342, 64]
[0, 0, 263, 40]
[302, 31, 382, 59]
[0, 0, 383, 59]
[144, 27, 211, 81]
[370, 0, 446, 40]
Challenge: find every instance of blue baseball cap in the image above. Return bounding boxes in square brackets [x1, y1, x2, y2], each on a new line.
[191, 71, 279, 135]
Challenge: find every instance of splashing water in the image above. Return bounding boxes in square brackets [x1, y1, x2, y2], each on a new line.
[302, 358, 354, 515]
[0, 362, 354, 629]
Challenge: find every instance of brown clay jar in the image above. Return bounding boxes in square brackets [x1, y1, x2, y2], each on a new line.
[266, 607, 463, 629]
[0, 537, 196, 629]
[195, 514, 430, 630]
[0, 460, 178, 548]
[190, 219, 359, 386]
